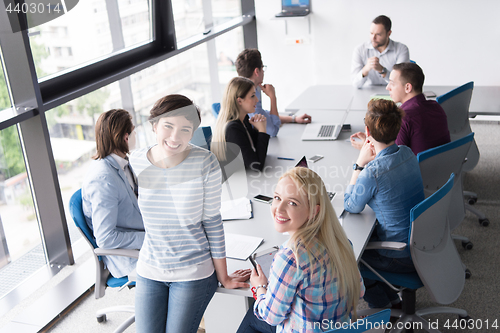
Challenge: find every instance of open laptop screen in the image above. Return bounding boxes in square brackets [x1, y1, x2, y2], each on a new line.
[283, 0, 310, 10]
[283, 0, 309, 7]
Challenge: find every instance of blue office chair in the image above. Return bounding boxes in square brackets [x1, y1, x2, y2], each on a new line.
[436, 82, 489, 226]
[417, 133, 474, 251]
[211, 102, 221, 118]
[69, 189, 138, 333]
[358, 174, 469, 332]
[190, 126, 212, 150]
[325, 309, 390, 332]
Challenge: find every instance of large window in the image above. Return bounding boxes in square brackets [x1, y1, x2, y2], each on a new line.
[29, 0, 153, 80]
[131, 42, 213, 130]
[172, 0, 242, 45]
[0, 124, 43, 298]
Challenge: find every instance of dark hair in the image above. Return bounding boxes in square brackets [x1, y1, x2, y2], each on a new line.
[148, 94, 201, 130]
[365, 99, 404, 144]
[393, 62, 425, 94]
[372, 15, 392, 33]
[235, 49, 263, 78]
[94, 109, 134, 159]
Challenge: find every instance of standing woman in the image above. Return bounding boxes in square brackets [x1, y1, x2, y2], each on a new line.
[237, 167, 364, 332]
[130, 94, 250, 333]
[212, 76, 270, 171]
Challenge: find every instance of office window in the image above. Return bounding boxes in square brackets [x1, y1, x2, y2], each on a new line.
[172, 0, 242, 45]
[215, 25, 243, 94]
[130, 41, 214, 138]
[171, 0, 205, 43]
[45, 79, 153, 245]
[28, 0, 153, 80]
[46, 83, 120, 245]
[0, 54, 11, 112]
[212, 0, 242, 25]
[0, 124, 44, 298]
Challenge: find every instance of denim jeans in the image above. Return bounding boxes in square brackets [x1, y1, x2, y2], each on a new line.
[236, 307, 277, 333]
[361, 250, 415, 308]
[135, 272, 218, 333]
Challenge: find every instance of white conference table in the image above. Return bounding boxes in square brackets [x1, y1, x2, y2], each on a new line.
[205, 110, 376, 333]
[284, 84, 500, 117]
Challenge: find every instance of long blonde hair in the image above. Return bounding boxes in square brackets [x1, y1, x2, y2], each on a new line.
[212, 76, 255, 161]
[282, 167, 361, 319]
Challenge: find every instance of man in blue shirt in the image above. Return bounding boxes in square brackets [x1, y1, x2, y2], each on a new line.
[344, 99, 424, 309]
[235, 49, 311, 137]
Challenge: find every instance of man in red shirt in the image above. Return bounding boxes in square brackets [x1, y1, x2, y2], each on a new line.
[351, 62, 450, 155]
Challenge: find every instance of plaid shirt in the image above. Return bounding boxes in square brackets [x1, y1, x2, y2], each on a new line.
[254, 241, 365, 332]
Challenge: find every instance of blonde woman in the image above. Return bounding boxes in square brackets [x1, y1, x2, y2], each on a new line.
[237, 167, 365, 333]
[212, 76, 270, 171]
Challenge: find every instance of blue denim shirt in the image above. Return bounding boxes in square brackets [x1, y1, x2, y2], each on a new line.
[249, 87, 281, 137]
[344, 144, 424, 258]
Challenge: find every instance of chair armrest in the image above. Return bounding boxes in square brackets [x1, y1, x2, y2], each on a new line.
[94, 248, 140, 259]
[365, 241, 406, 251]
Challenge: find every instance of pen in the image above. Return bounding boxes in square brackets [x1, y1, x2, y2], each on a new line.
[277, 157, 295, 161]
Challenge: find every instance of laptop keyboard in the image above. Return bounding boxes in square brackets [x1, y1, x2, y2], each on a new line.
[318, 125, 335, 137]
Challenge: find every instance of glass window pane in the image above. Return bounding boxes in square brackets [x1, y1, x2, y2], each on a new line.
[215, 26, 243, 95]
[46, 81, 150, 246]
[0, 124, 44, 298]
[172, 0, 243, 46]
[0, 52, 12, 112]
[130, 42, 213, 135]
[172, 0, 205, 44]
[212, 0, 242, 25]
[29, 0, 153, 80]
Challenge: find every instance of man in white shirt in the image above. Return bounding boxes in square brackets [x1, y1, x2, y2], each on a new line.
[351, 15, 410, 88]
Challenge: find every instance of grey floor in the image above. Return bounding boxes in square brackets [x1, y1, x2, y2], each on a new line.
[44, 121, 499, 333]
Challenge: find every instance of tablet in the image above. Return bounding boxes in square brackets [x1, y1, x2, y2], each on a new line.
[251, 246, 279, 278]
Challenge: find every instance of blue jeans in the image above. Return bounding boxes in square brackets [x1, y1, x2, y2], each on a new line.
[361, 250, 415, 308]
[237, 307, 277, 333]
[135, 272, 218, 333]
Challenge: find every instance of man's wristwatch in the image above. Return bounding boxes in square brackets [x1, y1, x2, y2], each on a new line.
[380, 67, 387, 75]
[353, 163, 364, 171]
[291, 114, 296, 123]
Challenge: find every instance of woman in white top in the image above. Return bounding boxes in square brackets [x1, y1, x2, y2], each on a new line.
[131, 94, 250, 333]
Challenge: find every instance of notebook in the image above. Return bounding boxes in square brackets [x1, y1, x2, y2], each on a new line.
[300, 97, 353, 141]
[295, 156, 345, 219]
[275, 0, 310, 17]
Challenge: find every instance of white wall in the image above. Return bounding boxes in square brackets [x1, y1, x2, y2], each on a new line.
[255, 0, 500, 110]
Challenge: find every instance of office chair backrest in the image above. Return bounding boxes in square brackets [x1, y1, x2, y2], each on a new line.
[410, 174, 465, 305]
[325, 309, 390, 332]
[417, 133, 473, 230]
[211, 103, 221, 118]
[190, 126, 212, 150]
[436, 81, 473, 139]
[70, 189, 113, 298]
[70, 189, 98, 250]
[436, 82, 479, 172]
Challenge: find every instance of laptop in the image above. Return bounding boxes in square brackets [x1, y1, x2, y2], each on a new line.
[300, 97, 353, 141]
[275, 0, 310, 17]
[295, 156, 345, 219]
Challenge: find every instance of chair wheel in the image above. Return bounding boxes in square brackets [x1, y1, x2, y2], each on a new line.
[462, 241, 473, 250]
[465, 269, 471, 279]
[97, 314, 106, 323]
[467, 197, 477, 205]
[479, 218, 490, 227]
